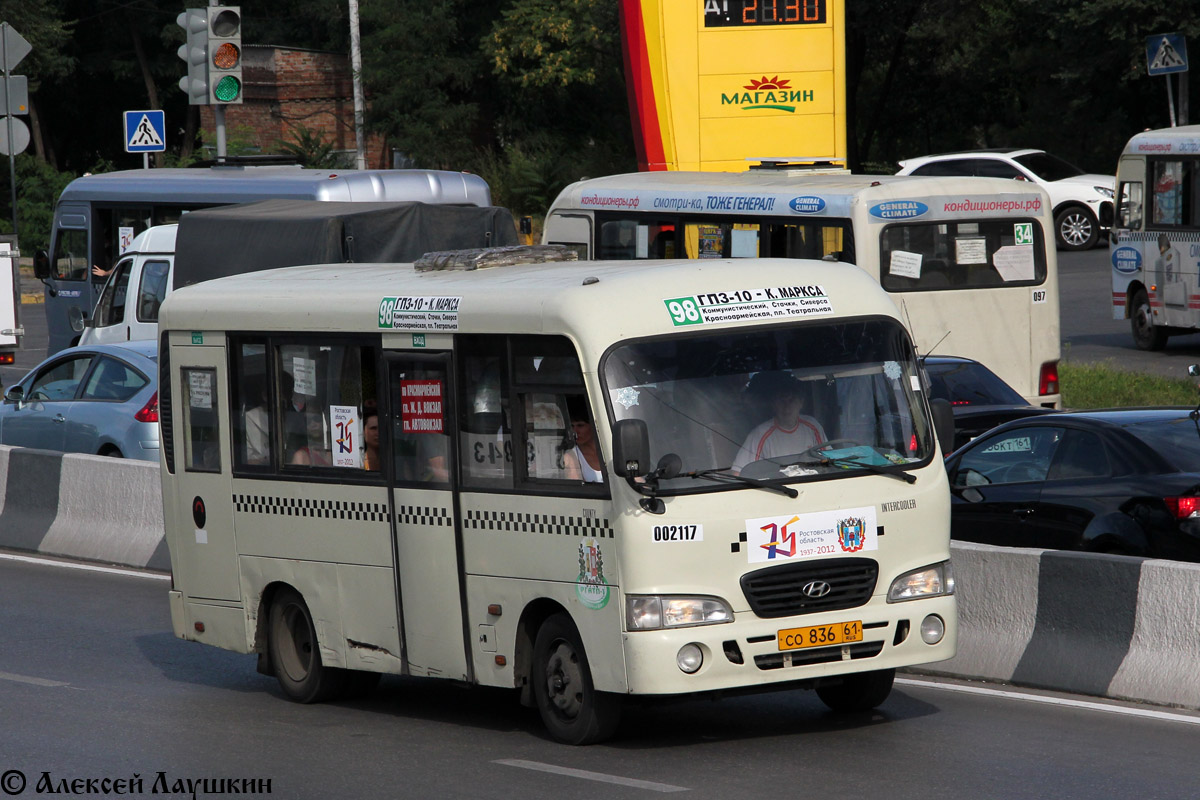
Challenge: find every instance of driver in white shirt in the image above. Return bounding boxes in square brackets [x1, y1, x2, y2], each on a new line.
[732, 371, 826, 475]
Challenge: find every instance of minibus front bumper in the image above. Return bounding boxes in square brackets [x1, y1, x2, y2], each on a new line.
[620, 593, 956, 696]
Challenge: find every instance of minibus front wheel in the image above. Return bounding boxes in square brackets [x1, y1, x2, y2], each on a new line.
[532, 613, 622, 744]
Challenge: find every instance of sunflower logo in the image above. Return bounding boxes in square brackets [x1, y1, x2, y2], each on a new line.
[744, 76, 791, 91]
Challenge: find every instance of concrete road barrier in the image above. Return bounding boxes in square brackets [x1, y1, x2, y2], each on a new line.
[919, 541, 1200, 712]
[2, 443, 1199, 712]
[0, 445, 167, 570]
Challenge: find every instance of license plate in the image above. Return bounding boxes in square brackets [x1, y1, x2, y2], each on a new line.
[777, 620, 863, 651]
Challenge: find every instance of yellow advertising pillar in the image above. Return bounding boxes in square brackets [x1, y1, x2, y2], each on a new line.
[619, 0, 846, 172]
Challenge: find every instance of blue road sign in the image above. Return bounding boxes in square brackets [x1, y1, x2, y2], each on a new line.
[1147, 33, 1188, 76]
[124, 109, 166, 153]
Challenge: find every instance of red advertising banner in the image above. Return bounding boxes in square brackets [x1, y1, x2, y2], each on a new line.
[401, 380, 444, 434]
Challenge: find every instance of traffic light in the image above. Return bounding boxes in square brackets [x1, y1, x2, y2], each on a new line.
[206, 6, 243, 105]
[176, 9, 209, 105]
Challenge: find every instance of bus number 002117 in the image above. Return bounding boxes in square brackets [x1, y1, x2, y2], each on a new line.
[653, 524, 703, 541]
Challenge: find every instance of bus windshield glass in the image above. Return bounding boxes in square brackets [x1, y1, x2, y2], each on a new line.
[602, 318, 932, 492]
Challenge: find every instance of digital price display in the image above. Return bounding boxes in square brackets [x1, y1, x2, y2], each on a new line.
[703, 0, 826, 27]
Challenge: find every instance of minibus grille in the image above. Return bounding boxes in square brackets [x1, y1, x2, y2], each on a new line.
[754, 641, 884, 670]
[740, 558, 878, 618]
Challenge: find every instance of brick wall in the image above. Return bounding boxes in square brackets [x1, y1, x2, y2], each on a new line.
[199, 45, 387, 167]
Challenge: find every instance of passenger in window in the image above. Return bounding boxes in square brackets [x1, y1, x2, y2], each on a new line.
[243, 378, 270, 465]
[732, 371, 826, 475]
[288, 412, 331, 466]
[564, 396, 603, 483]
[363, 408, 381, 471]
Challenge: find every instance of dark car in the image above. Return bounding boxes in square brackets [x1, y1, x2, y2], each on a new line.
[922, 355, 1058, 451]
[944, 408, 1200, 561]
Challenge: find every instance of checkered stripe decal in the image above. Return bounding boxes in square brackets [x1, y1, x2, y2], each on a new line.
[234, 494, 389, 522]
[465, 509, 613, 538]
[396, 505, 452, 527]
[1118, 231, 1200, 243]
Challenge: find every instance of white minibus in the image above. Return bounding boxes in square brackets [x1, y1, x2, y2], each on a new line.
[1110, 124, 1200, 350]
[544, 167, 1061, 407]
[158, 249, 957, 744]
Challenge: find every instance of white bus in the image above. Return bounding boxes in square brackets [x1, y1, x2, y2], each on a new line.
[1111, 124, 1200, 350]
[544, 167, 1061, 407]
[159, 249, 957, 744]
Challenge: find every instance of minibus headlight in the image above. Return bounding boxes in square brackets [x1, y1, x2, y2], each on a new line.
[626, 596, 733, 631]
[887, 562, 955, 602]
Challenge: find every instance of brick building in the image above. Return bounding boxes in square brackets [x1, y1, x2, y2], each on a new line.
[199, 45, 389, 167]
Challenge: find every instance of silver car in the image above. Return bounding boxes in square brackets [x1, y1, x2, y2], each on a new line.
[0, 340, 159, 461]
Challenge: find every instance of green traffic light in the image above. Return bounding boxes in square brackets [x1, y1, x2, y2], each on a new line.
[214, 75, 241, 103]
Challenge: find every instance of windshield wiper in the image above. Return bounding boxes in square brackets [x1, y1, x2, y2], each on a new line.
[794, 454, 917, 484]
[681, 467, 799, 498]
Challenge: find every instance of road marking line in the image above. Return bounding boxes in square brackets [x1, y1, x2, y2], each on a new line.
[0, 552, 169, 580]
[0, 671, 70, 687]
[897, 677, 1200, 726]
[494, 760, 688, 793]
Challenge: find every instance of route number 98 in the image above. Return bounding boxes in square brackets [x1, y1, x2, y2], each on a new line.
[665, 297, 702, 326]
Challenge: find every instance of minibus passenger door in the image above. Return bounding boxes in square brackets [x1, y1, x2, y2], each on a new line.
[170, 340, 240, 602]
[384, 351, 471, 681]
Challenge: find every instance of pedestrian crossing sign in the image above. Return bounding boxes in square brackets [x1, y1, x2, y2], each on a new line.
[1147, 33, 1188, 77]
[124, 109, 166, 153]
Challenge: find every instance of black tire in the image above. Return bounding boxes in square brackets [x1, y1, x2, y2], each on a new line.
[816, 668, 895, 712]
[1055, 206, 1098, 250]
[531, 613, 621, 744]
[1130, 287, 1168, 351]
[268, 587, 346, 703]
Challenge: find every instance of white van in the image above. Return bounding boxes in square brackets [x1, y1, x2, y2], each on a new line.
[79, 225, 175, 346]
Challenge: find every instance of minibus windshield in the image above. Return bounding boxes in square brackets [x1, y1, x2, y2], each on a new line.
[602, 318, 932, 492]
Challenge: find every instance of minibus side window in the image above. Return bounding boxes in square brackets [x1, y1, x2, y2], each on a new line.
[182, 367, 220, 473]
[231, 340, 272, 470]
[511, 336, 606, 490]
[459, 335, 514, 489]
[277, 341, 378, 472]
[1149, 160, 1197, 227]
[1116, 182, 1143, 230]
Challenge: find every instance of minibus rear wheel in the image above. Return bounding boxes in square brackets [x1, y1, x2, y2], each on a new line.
[531, 613, 621, 744]
[816, 668, 895, 712]
[268, 586, 346, 703]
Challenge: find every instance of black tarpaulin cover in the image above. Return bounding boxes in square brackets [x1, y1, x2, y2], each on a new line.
[172, 199, 518, 289]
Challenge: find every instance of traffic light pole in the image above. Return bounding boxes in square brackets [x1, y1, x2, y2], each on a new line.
[214, 104, 227, 161]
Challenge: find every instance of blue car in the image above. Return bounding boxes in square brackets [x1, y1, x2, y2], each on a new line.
[0, 340, 159, 461]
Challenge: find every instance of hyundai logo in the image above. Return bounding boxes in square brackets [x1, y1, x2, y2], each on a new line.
[802, 580, 832, 598]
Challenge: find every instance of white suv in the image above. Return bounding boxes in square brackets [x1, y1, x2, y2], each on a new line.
[896, 149, 1115, 251]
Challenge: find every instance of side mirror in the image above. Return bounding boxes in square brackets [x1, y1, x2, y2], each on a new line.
[1189, 364, 1200, 377]
[4, 385, 24, 403]
[611, 418, 650, 478]
[33, 250, 50, 280]
[929, 398, 955, 456]
[68, 305, 87, 334]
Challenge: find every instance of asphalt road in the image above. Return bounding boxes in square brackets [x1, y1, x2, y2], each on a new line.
[2, 554, 1199, 800]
